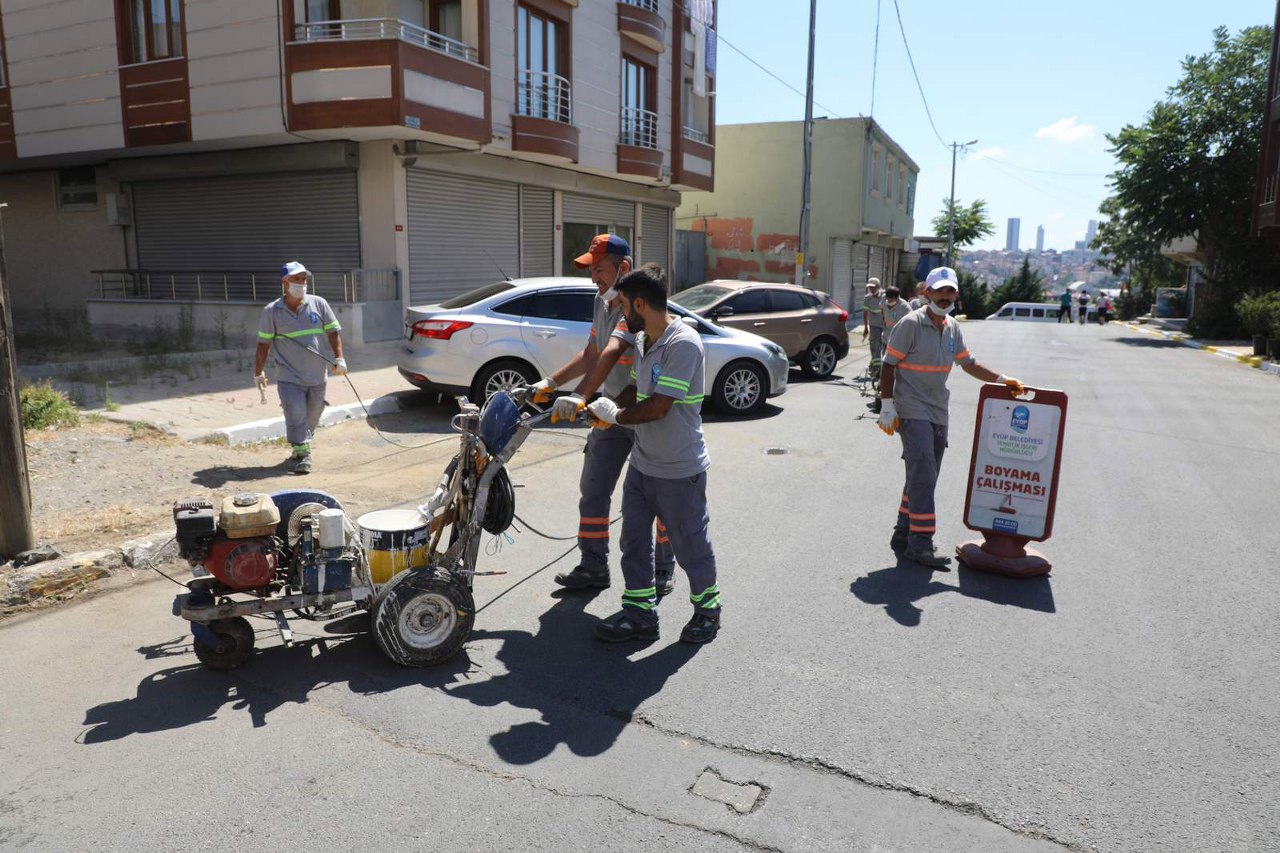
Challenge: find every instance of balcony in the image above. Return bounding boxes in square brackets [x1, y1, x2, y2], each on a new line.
[295, 18, 479, 64]
[617, 107, 662, 179]
[511, 69, 579, 162]
[682, 125, 709, 144]
[617, 0, 665, 54]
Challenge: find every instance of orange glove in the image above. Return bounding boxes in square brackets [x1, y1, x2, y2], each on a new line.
[551, 395, 585, 424]
[877, 399, 900, 436]
[586, 398, 617, 430]
[530, 378, 556, 406]
[997, 375, 1026, 396]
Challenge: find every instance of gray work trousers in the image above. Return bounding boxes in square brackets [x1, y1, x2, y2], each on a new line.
[579, 426, 674, 574]
[619, 465, 719, 621]
[277, 380, 326, 455]
[868, 325, 885, 362]
[894, 418, 949, 552]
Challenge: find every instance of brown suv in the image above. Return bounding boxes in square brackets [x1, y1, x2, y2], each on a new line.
[673, 280, 850, 377]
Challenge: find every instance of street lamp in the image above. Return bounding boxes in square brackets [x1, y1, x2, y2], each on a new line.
[945, 138, 978, 268]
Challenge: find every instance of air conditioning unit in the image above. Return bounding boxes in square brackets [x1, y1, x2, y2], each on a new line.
[106, 192, 131, 226]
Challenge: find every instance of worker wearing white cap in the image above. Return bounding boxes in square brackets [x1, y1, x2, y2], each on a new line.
[862, 277, 886, 361]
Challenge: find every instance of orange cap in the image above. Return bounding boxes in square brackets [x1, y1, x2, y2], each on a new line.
[573, 234, 631, 269]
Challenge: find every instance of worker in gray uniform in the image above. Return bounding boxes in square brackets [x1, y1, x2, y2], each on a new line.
[861, 277, 885, 361]
[879, 266, 1025, 568]
[529, 236, 676, 595]
[587, 264, 721, 645]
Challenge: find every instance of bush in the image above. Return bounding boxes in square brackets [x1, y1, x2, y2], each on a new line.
[1236, 291, 1280, 337]
[19, 381, 80, 430]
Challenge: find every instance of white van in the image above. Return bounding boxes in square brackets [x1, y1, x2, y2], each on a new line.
[986, 302, 1078, 322]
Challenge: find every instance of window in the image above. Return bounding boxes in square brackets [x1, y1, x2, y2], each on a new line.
[57, 167, 98, 211]
[998, 307, 1012, 317]
[886, 157, 895, 201]
[430, 0, 462, 41]
[724, 290, 770, 314]
[621, 57, 656, 148]
[440, 280, 514, 308]
[496, 290, 594, 323]
[561, 222, 631, 276]
[898, 166, 907, 206]
[1014, 307, 1031, 317]
[768, 290, 809, 312]
[871, 147, 881, 192]
[302, 0, 339, 22]
[123, 0, 184, 63]
[906, 178, 915, 215]
[517, 4, 569, 122]
[1032, 308, 1045, 318]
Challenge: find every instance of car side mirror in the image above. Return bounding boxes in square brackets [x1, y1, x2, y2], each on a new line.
[712, 306, 734, 319]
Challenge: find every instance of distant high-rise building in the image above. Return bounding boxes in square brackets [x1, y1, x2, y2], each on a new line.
[1006, 218, 1021, 251]
[1036, 225, 1045, 253]
[1086, 219, 1098, 246]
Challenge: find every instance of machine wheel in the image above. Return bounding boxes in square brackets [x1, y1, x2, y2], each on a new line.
[712, 360, 768, 415]
[371, 568, 475, 667]
[801, 337, 839, 378]
[192, 617, 256, 671]
[470, 359, 537, 406]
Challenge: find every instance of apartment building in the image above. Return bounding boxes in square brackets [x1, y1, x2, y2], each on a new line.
[0, 0, 716, 346]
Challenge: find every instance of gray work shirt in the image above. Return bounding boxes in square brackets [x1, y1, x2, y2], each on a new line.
[257, 294, 341, 387]
[883, 299, 911, 330]
[882, 308, 975, 426]
[592, 294, 637, 399]
[863, 293, 885, 327]
[630, 318, 710, 479]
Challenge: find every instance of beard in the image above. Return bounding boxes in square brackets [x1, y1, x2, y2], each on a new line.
[625, 309, 645, 334]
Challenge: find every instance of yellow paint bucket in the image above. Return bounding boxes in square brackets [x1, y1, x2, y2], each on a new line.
[357, 509, 430, 584]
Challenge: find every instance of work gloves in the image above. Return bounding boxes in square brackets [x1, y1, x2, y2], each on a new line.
[530, 378, 556, 406]
[996, 375, 1025, 396]
[586, 398, 619, 429]
[877, 398, 900, 436]
[551, 393, 585, 423]
[332, 358, 347, 376]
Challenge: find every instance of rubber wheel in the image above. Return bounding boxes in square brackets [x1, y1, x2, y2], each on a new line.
[712, 360, 768, 415]
[801, 337, 839, 378]
[371, 568, 475, 667]
[470, 359, 537, 406]
[192, 617, 255, 671]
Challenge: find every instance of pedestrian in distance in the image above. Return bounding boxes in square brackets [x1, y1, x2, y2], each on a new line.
[862, 277, 886, 362]
[1097, 294, 1111, 325]
[878, 266, 1026, 568]
[254, 261, 346, 475]
[909, 281, 928, 310]
[1058, 290, 1072, 323]
[586, 264, 722, 645]
[1077, 292, 1089, 325]
[870, 286, 912, 415]
[528, 236, 678, 596]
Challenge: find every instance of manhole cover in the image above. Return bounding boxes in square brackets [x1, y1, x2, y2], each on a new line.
[765, 447, 787, 455]
[690, 768, 767, 814]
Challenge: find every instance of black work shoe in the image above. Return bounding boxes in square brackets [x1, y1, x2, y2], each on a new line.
[680, 609, 721, 644]
[554, 565, 610, 590]
[890, 530, 908, 552]
[292, 455, 313, 475]
[904, 547, 953, 570]
[655, 565, 676, 599]
[595, 610, 659, 642]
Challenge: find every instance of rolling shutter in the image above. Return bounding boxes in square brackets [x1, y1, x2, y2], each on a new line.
[407, 170, 519, 305]
[868, 245, 886, 286]
[831, 237, 853, 308]
[133, 170, 360, 274]
[640, 205, 671, 269]
[563, 192, 634, 227]
[520, 186, 553, 277]
[852, 242, 869, 294]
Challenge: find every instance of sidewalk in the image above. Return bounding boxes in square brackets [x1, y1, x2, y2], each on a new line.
[1120, 317, 1280, 376]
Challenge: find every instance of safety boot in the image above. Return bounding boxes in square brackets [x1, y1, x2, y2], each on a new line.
[554, 565, 610, 590]
[655, 564, 676, 599]
[904, 547, 952, 570]
[680, 609, 721, 644]
[595, 610, 659, 642]
[890, 529, 908, 552]
[292, 454, 313, 475]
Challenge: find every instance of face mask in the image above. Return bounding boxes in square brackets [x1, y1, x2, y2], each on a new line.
[602, 287, 618, 303]
[886, 297, 898, 306]
[288, 283, 307, 299]
[927, 301, 950, 316]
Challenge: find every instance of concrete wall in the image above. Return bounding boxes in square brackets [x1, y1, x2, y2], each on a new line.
[0, 166, 127, 323]
[186, 0, 289, 141]
[86, 299, 367, 349]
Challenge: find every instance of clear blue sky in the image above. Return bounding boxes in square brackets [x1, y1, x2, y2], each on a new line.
[712, 0, 1268, 252]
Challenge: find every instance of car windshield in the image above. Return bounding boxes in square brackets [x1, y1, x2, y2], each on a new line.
[673, 283, 734, 311]
[438, 281, 514, 309]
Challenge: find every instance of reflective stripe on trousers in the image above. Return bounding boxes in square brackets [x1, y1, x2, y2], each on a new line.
[579, 426, 674, 573]
[894, 418, 948, 551]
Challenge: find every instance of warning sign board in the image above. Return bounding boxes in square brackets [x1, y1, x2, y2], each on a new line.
[962, 385, 1068, 542]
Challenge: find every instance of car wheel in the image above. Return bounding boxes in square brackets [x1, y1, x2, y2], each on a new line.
[801, 337, 839, 378]
[712, 360, 768, 415]
[470, 359, 537, 405]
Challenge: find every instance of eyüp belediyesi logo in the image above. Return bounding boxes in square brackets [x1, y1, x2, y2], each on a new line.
[1011, 405, 1030, 434]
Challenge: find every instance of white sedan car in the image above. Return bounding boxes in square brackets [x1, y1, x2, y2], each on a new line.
[398, 277, 788, 415]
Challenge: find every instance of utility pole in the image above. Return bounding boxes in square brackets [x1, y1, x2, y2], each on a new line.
[0, 202, 33, 559]
[945, 138, 978, 267]
[794, 0, 817, 287]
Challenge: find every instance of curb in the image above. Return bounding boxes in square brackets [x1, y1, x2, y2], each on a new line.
[1120, 323, 1278, 375]
[213, 394, 404, 444]
[1, 533, 178, 613]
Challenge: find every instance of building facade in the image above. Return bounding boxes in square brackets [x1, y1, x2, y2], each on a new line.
[1254, 0, 1280, 246]
[0, 0, 717, 346]
[1035, 224, 1045, 253]
[1005, 217, 1020, 252]
[673, 118, 918, 308]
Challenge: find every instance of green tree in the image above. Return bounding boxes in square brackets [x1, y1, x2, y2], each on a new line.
[931, 199, 995, 257]
[990, 256, 1046, 306]
[1094, 25, 1276, 336]
[957, 270, 990, 319]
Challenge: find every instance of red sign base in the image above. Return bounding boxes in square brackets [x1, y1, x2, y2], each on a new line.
[955, 533, 1051, 578]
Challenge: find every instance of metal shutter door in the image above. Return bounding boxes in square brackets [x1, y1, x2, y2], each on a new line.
[868, 245, 886, 286]
[407, 170, 519, 305]
[831, 238, 853, 308]
[853, 242, 869, 293]
[133, 170, 360, 273]
[520, 186, 553, 277]
[563, 193, 634, 226]
[640, 205, 671, 269]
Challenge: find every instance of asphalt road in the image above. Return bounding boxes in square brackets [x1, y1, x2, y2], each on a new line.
[1, 320, 1277, 852]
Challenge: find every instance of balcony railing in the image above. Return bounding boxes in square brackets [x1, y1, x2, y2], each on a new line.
[620, 107, 658, 149]
[90, 269, 401, 304]
[682, 125, 709, 144]
[620, 0, 659, 11]
[517, 69, 572, 124]
[294, 18, 479, 64]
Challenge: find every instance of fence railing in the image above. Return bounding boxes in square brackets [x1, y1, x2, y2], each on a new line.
[294, 17, 479, 64]
[620, 106, 658, 149]
[620, 0, 660, 11]
[682, 125, 709, 144]
[516, 69, 572, 124]
[89, 269, 401, 304]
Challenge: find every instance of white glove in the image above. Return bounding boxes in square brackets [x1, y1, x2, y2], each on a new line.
[996, 374, 1025, 396]
[587, 397, 619, 426]
[254, 372, 267, 387]
[552, 393, 585, 423]
[332, 358, 347, 376]
[877, 398, 900, 436]
[531, 377, 556, 405]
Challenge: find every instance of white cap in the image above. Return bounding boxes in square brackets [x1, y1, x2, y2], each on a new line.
[925, 266, 959, 290]
[281, 261, 309, 278]
[867, 277, 880, 287]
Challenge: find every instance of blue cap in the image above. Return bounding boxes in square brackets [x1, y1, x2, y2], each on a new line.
[574, 234, 631, 268]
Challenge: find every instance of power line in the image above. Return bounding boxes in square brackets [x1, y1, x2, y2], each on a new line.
[976, 153, 1102, 208]
[890, 0, 948, 150]
[712, 27, 846, 118]
[869, 0, 882, 119]
[977, 154, 1108, 178]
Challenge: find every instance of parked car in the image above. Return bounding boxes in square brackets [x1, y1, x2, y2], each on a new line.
[397, 277, 789, 415]
[672, 280, 850, 378]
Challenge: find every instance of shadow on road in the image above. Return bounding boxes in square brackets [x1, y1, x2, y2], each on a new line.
[190, 461, 291, 488]
[1111, 336, 1184, 349]
[850, 560, 1056, 627]
[702, 402, 784, 424]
